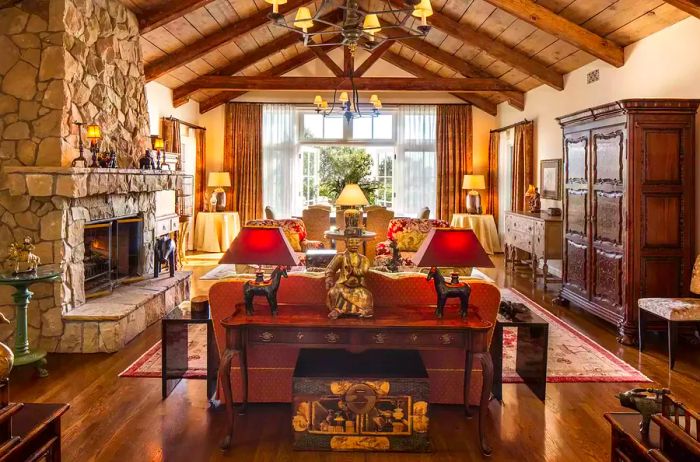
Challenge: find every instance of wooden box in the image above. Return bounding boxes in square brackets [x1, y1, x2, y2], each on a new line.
[292, 349, 431, 452]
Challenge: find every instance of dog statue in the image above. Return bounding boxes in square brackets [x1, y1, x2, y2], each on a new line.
[617, 388, 674, 437]
[499, 300, 530, 320]
[426, 267, 470, 319]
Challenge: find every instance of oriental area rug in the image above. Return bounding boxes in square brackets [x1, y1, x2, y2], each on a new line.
[120, 289, 649, 384]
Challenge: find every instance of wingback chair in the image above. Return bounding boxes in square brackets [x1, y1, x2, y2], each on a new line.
[245, 219, 324, 264]
[374, 218, 450, 268]
[301, 208, 331, 248]
[638, 255, 700, 369]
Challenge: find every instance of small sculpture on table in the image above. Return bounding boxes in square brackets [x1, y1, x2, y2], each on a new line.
[498, 300, 530, 321]
[617, 388, 674, 438]
[426, 268, 470, 319]
[386, 240, 401, 273]
[325, 234, 374, 319]
[243, 266, 288, 316]
[139, 149, 156, 169]
[7, 237, 40, 275]
[525, 184, 541, 213]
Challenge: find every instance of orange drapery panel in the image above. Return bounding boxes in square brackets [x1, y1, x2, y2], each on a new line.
[511, 121, 534, 212]
[485, 131, 499, 224]
[195, 128, 206, 213]
[224, 103, 263, 224]
[160, 118, 181, 153]
[436, 105, 473, 222]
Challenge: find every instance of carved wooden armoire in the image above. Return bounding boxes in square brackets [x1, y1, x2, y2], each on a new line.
[557, 99, 699, 345]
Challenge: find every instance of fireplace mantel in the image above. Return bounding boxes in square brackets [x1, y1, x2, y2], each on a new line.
[2, 166, 186, 199]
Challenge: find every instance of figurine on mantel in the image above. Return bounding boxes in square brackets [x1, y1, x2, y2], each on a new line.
[139, 149, 156, 169]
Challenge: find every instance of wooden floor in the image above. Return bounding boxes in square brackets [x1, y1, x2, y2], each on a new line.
[10, 257, 700, 462]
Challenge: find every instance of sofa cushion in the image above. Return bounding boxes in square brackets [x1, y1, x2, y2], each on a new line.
[639, 298, 700, 321]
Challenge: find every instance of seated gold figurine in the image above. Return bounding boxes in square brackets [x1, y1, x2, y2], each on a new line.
[325, 237, 374, 319]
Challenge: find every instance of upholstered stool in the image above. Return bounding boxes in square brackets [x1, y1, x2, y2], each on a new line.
[638, 255, 700, 369]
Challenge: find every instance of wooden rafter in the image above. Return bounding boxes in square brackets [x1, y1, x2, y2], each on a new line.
[354, 41, 392, 77]
[198, 38, 344, 114]
[663, 0, 700, 18]
[144, 0, 313, 82]
[188, 76, 517, 92]
[310, 46, 344, 77]
[139, 0, 217, 34]
[172, 11, 342, 107]
[381, 51, 498, 116]
[483, 0, 623, 67]
[388, 2, 564, 90]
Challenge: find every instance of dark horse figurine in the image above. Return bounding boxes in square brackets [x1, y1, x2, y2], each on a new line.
[426, 267, 471, 319]
[243, 266, 288, 316]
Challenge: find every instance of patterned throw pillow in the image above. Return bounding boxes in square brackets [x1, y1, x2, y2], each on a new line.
[395, 230, 426, 252]
[284, 230, 302, 252]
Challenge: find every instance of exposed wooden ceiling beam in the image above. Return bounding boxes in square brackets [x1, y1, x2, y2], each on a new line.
[381, 51, 498, 116]
[483, 0, 623, 67]
[663, 0, 700, 18]
[354, 41, 392, 77]
[380, 28, 523, 110]
[172, 11, 341, 107]
[390, 2, 563, 90]
[310, 46, 344, 77]
[198, 39, 344, 114]
[139, 0, 217, 34]
[144, 0, 313, 82]
[189, 76, 517, 92]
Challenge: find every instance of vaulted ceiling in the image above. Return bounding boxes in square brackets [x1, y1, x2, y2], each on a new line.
[120, 0, 696, 115]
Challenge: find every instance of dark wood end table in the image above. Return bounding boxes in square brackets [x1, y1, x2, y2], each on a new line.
[162, 303, 219, 400]
[0, 402, 70, 461]
[218, 302, 495, 456]
[490, 310, 549, 402]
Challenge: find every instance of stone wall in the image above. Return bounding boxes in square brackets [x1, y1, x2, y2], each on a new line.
[0, 0, 150, 169]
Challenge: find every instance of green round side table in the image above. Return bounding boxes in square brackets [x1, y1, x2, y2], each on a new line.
[0, 264, 61, 377]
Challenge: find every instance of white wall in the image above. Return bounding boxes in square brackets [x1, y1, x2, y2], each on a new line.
[497, 17, 700, 248]
[145, 81, 202, 136]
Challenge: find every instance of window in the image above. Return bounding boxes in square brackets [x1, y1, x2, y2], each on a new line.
[351, 114, 394, 140]
[301, 147, 320, 206]
[302, 114, 343, 140]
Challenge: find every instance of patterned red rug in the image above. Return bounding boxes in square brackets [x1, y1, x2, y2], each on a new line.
[119, 289, 649, 383]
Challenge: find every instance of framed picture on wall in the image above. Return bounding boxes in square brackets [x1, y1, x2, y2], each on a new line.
[540, 159, 562, 200]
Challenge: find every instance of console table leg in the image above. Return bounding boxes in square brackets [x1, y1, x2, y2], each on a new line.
[237, 334, 248, 415]
[477, 351, 494, 456]
[218, 348, 235, 451]
[464, 351, 474, 417]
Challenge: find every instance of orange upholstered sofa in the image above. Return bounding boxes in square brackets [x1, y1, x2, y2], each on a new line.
[209, 271, 501, 405]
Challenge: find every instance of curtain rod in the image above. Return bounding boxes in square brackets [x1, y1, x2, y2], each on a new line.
[490, 119, 530, 133]
[164, 116, 206, 131]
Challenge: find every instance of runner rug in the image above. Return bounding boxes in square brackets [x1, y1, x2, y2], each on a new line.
[120, 288, 649, 383]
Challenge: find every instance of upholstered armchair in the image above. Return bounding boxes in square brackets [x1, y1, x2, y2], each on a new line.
[373, 218, 450, 268]
[246, 219, 324, 264]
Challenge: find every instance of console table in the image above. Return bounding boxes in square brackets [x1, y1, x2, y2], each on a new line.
[218, 303, 494, 455]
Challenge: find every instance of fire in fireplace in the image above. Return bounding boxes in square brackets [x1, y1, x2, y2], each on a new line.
[84, 215, 144, 295]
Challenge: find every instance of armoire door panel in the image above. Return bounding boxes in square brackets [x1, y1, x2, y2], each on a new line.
[566, 190, 588, 237]
[594, 191, 623, 246]
[564, 240, 588, 296]
[640, 258, 682, 299]
[592, 248, 623, 314]
[642, 130, 682, 184]
[642, 195, 681, 248]
[565, 136, 588, 184]
[593, 129, 624, 185]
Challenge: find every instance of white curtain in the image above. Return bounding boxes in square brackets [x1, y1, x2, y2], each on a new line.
[497, 128, 514, 238]
[394, 105, 437, 217]
[262, 104, 297, 219]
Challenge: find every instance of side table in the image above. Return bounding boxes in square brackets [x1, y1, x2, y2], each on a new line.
[323, 230, 376, 254]
[450, 213, 501, 255]
[162, 300, 218, 400]
[194, 211, 241, 252]
[0, 264, 62, 377]
[490, 310, 549, 401]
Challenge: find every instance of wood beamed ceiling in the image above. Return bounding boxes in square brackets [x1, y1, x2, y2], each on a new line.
[124, 0, 693, 114]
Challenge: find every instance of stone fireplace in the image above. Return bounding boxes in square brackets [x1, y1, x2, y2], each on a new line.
[0, 0, 190, 353]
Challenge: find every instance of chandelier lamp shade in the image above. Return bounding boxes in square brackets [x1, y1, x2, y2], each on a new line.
[265, 0, 432, 52]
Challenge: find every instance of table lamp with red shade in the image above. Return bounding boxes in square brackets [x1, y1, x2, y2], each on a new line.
[219, 226, 300, 315]
[413, 228, 495, 319]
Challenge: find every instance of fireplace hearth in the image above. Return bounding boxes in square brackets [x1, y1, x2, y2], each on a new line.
[84, 215, 144, 296]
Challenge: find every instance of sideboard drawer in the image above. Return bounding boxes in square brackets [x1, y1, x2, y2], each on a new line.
[358, 330, 464, 347]
[510, 230, 533, 251]
[249, 328, 350, 345]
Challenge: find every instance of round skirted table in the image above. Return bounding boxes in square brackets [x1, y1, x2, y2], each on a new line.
[0, 264, 62, 377]
[450, 213, 502, 255]
[194, 211, 241, 253]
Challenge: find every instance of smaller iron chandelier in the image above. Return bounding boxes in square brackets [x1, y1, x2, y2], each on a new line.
[313, 91, 382, 123]
[265, 0, 433, 53]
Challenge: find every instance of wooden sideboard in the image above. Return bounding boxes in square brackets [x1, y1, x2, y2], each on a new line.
[504, 211, 563, 288]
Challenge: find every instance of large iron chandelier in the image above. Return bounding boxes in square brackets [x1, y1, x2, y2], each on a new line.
[313, 90, 382, 122]
[265, 0, 433, 54]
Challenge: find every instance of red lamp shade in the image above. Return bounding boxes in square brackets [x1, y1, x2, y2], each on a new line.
[413, 228, 494, 268]
[219, 226, 300, 266]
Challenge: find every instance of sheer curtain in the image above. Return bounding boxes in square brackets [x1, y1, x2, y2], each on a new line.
[262, 104, 297, 219]
[497, 128, 514, 238]
[395, 105, 437, 217]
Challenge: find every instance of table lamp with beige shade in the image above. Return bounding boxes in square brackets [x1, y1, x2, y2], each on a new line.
[208, 172, 231, 212]
[335, 183, 369, 229]
[463, 174, 485, 214]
